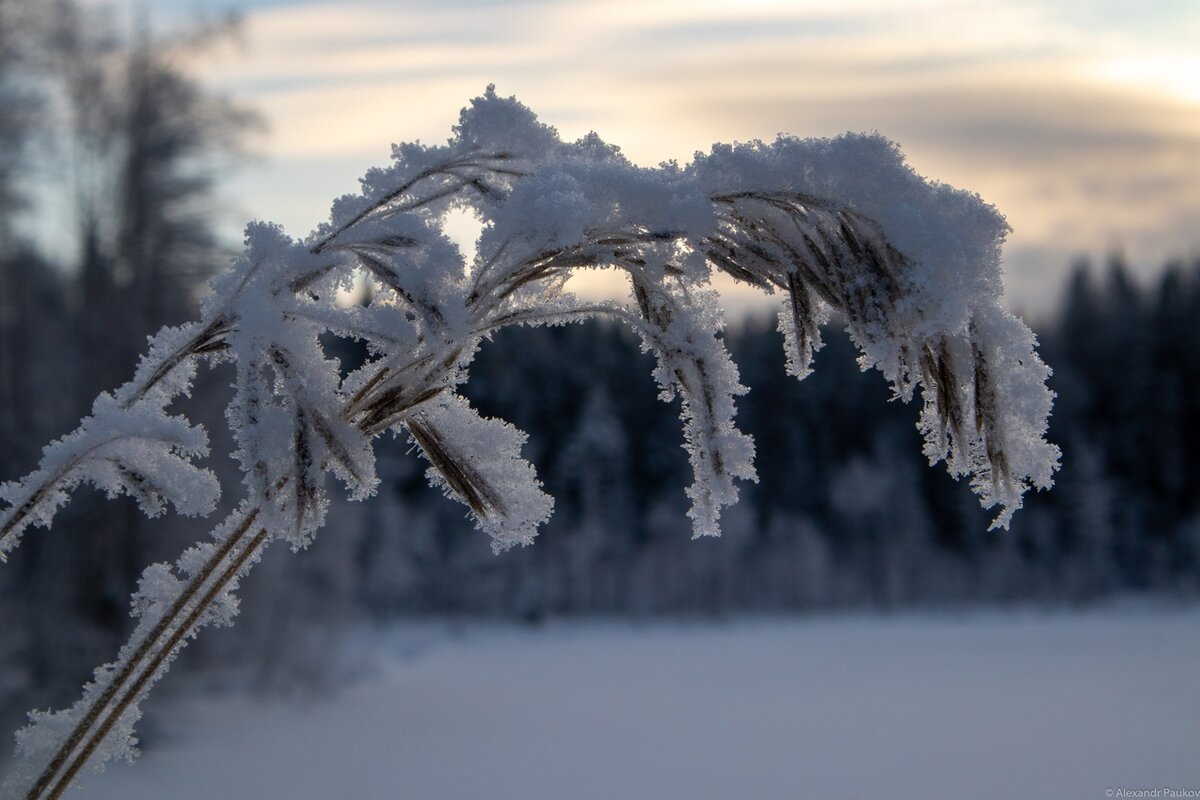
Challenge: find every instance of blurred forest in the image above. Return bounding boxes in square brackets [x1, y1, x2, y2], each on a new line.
[1, 0, 1198, 732]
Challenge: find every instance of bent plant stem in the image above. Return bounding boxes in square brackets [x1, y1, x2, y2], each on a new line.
[1, 433, 193, 558]
[0, 440, 122, 555]
[0, 319, 232, 557]
[27, 508, 265, 800]
[120, 316, 232, 410]
[0, 114, 1060, 799]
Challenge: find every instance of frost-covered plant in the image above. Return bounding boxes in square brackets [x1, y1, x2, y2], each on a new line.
[0, 87, 1059, 798]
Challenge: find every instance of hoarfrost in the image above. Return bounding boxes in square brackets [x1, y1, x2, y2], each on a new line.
[0, 87, 1059, 796]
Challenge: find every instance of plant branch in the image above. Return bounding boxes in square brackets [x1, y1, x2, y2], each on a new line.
[24, 506, 262, 800]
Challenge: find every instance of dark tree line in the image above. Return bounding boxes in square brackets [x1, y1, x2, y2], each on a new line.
[298, 259, 1196, 628]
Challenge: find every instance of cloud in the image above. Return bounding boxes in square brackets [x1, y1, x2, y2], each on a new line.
[198, 0, 1200, 315]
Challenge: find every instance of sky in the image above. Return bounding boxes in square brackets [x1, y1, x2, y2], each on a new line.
[141, 0, 1200, 318]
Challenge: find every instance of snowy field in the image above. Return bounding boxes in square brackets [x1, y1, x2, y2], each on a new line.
[76, 606, 1199, 800]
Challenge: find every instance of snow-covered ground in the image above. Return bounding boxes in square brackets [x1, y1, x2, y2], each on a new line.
[77, 606, 1200, 800]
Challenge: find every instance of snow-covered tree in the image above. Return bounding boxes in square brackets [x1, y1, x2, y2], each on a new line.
[0, 87, 1059, 798]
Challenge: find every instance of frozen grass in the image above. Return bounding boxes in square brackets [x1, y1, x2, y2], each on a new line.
[76, 605, 1199, 800]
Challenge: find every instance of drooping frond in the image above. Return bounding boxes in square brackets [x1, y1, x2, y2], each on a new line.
[697, 186, 1057, 527]
[1, 88, 1059, 796]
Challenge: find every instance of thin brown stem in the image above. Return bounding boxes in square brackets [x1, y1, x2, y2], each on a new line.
[25, 507, 259, 800]
[312, 153, 519, 254]
[0, 433, 187, 557]
[41, 525, 270, 800]
[120, 316, 231, 410]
